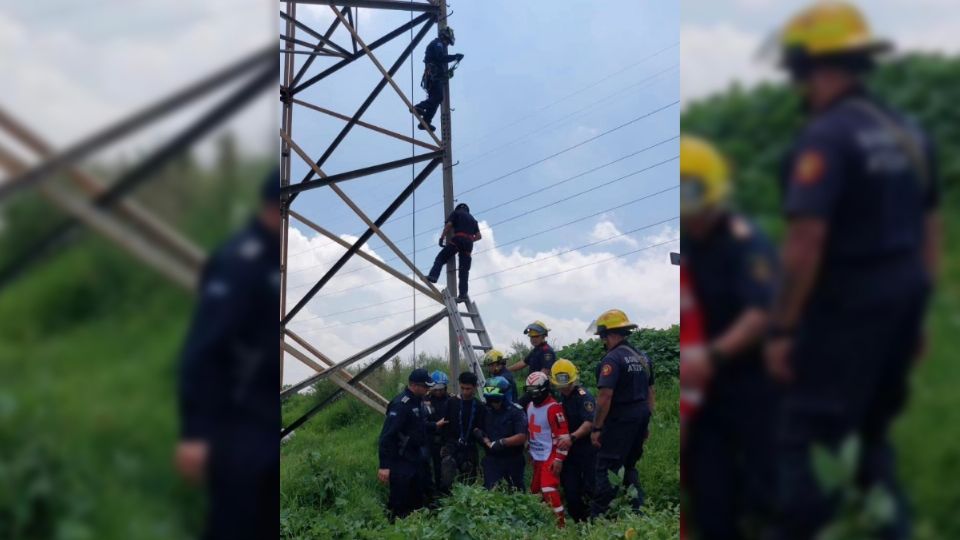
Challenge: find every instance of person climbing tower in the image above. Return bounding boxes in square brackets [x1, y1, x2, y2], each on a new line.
[413, 26, 463, 132]
[425, 202, 480, 303]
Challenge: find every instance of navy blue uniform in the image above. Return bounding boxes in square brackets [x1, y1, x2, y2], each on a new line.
[776, 91, 937, 539]
[427, 208, 479, 298]
[379, 388, 432, 519]
[592, 342, 654, 517]
[558, 385, 598, 522]
[682, 213, 779, 538]
[439, 396, 485, 489]
[424, 392, 451, 496]
[178, 218, 280, 540]
[479, 402, 527, 490]
[414, 37, 459, 124]
[525, 342, 556, 374]
[497, 369, 519, 405]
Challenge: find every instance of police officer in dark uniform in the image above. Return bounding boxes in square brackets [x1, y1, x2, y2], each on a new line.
[176, 168, 280, 540]
[439, 371, 486, 490]
[588, 309, 655, 517]
[551, 359, 598, 523]
[473, 380, 527, 490]
[378, 368, 446, 519]
[765, 5, 940, 539]
[413, 26, 463, 131]
[424, 370, 452, 496]
[426, 202, 480, 303]
[680, 135, 780, 537]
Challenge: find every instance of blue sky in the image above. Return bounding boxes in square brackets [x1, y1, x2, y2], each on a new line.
[282, 0, 680, 383]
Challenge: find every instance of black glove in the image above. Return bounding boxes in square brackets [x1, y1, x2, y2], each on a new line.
[456, 53, 464, 61]
[438, 235, 445, 247]
[472, 428, 487, 441]
[490, 439, 505, 452]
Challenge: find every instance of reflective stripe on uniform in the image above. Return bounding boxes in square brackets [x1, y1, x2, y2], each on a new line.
[553, 506, 564, 513]
[541, 486, 557, 493]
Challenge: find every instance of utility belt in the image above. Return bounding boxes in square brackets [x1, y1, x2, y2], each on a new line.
[421, 64, 444, 89]
[453, 232, 474, 239]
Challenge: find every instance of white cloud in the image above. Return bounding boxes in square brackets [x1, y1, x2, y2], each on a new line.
[588, 220, 639, 248]
[680, 22, 780, 106]
[282, 220, 678, 386]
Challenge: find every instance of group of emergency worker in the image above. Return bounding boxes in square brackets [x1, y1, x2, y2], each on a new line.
[680, 3, 941, 539]
[378, 312, 657, 527]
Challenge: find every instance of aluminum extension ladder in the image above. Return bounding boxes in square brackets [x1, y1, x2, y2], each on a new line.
[442, 290, 492, 387]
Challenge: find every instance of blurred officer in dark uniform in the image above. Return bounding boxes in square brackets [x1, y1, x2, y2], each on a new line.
[426, 202, 480, 303]
[588, 309, 655, 517]
[551, 359, 598, 523]
[764, 4, 940, 539]
[473, 379, 527, 490]
[176, 168, 281, 540]
[413, 26, 463, 131]
[483, 349, 518, 404]
[439, 371, 485, 490]
[424, 370, 452, 496]
[680, 135, 780, 538]
[377, 368, 446, 520]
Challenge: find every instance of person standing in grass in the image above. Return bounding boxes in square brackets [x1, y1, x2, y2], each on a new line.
[474, 380, 527, 491]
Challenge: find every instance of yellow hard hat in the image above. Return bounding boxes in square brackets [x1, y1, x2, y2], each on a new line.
[483, 349, 506, 366]
[780, 1, 891, 58]
[523, 321, 550, 338]
[586, 309, 638, 335]
[680, 135, 730, 215]
[550, 359, 579, 387]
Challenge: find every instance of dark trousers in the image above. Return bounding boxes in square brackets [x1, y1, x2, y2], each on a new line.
[592, 410, 650, 517]
[685, 372, 778, 539]
[440, 443, 479, 489]
[561, 444, 597, 522]
[428, 236, 473, 297]
[415, 77, 444, 124]
[774, 290, 927, 540]
[482, 452, 525, 491]
[205, 430, 277, 540]
[387, 459, 429, 520]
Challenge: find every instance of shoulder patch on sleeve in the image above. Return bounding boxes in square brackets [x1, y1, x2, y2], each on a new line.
[578, 388, 586, 396]
[730, 216, 753, 240]
[400, 395, 410, 404]
[601, 363, 613, 377]
[584, 401, 595, 412]
[752, 254, 772, 283]
[792, 150, 826, 186]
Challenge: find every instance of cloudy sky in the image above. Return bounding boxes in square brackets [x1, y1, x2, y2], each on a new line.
[0, 1, 273, 163]
[682, 0, 960, 105]
[282, 0, 680, 384]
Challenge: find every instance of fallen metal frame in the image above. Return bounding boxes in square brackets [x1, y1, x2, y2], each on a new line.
[279, 0, 464, 436]
[0, 45, 276, 291]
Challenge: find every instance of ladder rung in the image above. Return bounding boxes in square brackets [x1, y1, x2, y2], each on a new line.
[465, 329, 482, 334]
[473, 345, 492, 351]
[459, 311, 478, 317]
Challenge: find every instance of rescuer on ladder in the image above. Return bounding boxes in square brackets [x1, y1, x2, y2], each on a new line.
[413, 26, 463, 132]
[426, 202, 480, 303]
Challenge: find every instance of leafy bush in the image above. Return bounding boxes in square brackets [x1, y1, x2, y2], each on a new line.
[556, 326, 679, 391]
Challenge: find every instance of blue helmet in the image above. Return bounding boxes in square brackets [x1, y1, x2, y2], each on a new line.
[430, 370, 450, 387]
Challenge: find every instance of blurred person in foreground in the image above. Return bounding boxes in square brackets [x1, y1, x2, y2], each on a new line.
[175, 168, 281, 539]
[588, 309, 655, 517]
[764, 3, 941, 539]
[680, 135, 780, 538]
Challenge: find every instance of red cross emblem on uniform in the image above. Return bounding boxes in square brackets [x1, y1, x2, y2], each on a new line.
[529, 415, 542, 436]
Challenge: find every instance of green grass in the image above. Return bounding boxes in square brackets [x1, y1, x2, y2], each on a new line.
[281, 355, 680, 539]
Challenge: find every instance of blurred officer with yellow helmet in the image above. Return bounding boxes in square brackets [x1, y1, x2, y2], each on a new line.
[763, 3, 939, 539]
[680, 134, 780, 538]
[549, 359, 598, 522]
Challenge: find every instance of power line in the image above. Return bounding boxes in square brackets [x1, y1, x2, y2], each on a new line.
[295, 99, 679, 250]
[288, 127, 679, 260]
[291, 236, 678, 334]
[285, 183, 678, 304]
[292, 215, 678, 321]
[285, 160, 678, 279]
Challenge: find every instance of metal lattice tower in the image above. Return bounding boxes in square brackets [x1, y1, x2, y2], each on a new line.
[279, 0, 476, 437]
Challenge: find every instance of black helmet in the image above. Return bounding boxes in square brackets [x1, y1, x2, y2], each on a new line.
[455, 202, 469, 212]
